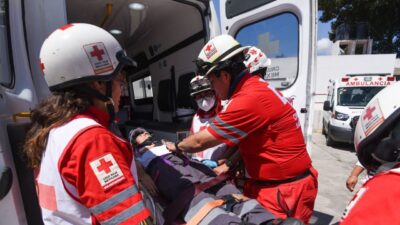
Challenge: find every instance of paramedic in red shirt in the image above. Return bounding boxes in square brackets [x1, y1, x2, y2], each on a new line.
[167, 34, 318, 224]
[24, 23, 150, 224]
[341, 81, 400, 225]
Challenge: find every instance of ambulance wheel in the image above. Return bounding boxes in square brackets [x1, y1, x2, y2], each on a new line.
[326, 126, 335, 147]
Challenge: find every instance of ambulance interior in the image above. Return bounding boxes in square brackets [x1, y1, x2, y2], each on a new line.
[67, 0, 208, 140]
[65, 0, 302, 140]
[1, 1, 312, 224]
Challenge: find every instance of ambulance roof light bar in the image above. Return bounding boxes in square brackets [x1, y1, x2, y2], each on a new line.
[346, 73, 391, 77]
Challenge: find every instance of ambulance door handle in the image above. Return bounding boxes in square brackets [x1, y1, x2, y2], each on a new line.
[0, 166, 13, 200]
[300, 108, 307, 113]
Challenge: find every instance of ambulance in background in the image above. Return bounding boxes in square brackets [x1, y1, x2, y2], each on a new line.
[322, 74, 395, 146]
[0, 1, 317, 224]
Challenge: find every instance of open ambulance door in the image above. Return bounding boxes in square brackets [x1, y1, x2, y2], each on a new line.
[218, 0, 317, 150]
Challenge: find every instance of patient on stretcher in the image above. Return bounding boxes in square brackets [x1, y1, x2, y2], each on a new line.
[129, 127, 304, 225]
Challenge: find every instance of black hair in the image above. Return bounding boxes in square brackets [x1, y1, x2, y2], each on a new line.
[214, 53, 247, 78]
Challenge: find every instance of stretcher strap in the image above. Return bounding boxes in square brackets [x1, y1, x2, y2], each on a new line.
[186, 199, 225, 225]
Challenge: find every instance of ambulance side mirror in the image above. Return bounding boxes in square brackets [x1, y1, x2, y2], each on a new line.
[323, 101, 332, 111]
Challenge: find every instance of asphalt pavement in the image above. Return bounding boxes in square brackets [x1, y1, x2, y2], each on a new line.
[309, 133, 366, 225]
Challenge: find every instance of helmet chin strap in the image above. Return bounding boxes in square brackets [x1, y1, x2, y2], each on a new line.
[105, 81, 116, 124]
[77, 82, 115, 124]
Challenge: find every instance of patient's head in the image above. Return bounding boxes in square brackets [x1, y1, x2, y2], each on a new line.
[129, 127, 155, 149]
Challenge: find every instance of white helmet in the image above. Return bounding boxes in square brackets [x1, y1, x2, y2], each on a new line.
[189, 75, 212, 96]
[244, 46, 271, 74]
[195, 34, 249, 76]
[40, 23, 136, 91]
[354, 81, 400, 169]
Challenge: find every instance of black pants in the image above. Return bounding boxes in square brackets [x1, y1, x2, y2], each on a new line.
[146, 154, 276, 224]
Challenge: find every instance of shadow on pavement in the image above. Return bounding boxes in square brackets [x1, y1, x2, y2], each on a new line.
[330, 142, 354, 152]
[310, 211, 336, 225]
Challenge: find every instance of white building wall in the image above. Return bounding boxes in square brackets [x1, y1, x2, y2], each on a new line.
[313, 54, 397, 132]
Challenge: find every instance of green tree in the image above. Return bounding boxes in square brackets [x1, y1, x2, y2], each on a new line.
[319, 0, 400, 56]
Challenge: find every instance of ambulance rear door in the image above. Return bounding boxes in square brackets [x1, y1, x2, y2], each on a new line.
[218, 0, 317, 150]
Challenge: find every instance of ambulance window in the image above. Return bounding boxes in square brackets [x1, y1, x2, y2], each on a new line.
[177, 72, 196, 108]
[225, 0, 275, 19]
[0, 0, 13, 88]
[131, 75, 153, 104]
[235, 13, 298, 90]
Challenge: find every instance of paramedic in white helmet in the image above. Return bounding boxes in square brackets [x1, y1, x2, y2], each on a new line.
[189, 75, 229, 168]
[24, 23, 150, 224]
[244, 46, 271, 78]
[166, 34, 318, 224]
[341, 81, 400, 225]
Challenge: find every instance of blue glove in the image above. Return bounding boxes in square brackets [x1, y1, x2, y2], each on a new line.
[201, 159, 218, 168]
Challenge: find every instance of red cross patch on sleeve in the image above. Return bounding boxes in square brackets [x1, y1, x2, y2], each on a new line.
[90, 153, 126, 190]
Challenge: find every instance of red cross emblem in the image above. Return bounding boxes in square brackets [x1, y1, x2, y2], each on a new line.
[97, 158, 113, 173]
[40, 59, 45, 72]
[59, 24, 74, 31]
[249, 49, 257, 55]
[205, 44, 213, 52]
[378, 77, 383, 81]
[90, 45, 105, 61]
[363, 106, 376, 121]
[254, 57, 259, 63]
[354, 78, 358, 81]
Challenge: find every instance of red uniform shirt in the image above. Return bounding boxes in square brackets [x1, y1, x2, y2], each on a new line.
[207, 74, 311, 180]
[37, 106, 150, 224]
[340, 167, 400, 225]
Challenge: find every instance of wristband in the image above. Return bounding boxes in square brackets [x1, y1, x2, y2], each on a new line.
[225, 159, 234, 168]
[175, 142, 183, 154]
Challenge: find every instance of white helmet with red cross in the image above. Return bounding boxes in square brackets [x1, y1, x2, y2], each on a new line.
[189, 75, 212, 96]
[244, 46, 271, 74]
[354, 81, 400, 169]
[40, 23, 135, 91]
[195, 34, 249, 76]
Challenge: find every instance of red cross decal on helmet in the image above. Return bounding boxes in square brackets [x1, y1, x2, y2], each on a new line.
[97, 158, 113, 173]
[249, 49, 257, 55]
[205, 44, 213, 52]
[90, 45, 105, 61]
[363, 106, 376, 121]
[59, 24, 74, 31]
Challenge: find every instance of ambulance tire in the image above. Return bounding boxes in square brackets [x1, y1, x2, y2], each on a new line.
[326, 126, 336, 147]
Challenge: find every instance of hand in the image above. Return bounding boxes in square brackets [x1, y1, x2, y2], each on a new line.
[346, 175, 358, 192]
[164, 141, 176, 152]
[213, 163, 230, 175]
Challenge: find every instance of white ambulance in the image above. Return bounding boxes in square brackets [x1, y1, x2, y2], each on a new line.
[0, 0, 317, 224]
[322, 74, 395, 146]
